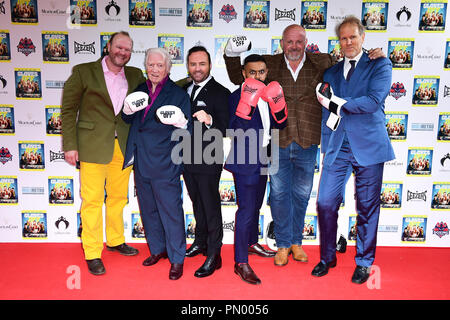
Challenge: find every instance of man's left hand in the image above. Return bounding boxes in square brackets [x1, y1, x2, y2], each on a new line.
[367, 47, 386, 60]
[193, 110, 212, 126]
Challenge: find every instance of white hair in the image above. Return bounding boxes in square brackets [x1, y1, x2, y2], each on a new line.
[144, 47, 172, 72]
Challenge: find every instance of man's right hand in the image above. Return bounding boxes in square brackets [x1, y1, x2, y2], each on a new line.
[236, 78, 266, 120]
[123, 91, 149, 115]
[224, 35, 252, 57]
[65, 150, 78, 166]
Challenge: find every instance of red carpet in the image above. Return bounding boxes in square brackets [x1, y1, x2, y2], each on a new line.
[0, 243, 449, 300]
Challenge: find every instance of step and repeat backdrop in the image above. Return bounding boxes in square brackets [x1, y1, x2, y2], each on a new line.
[0, 0, 449, 247]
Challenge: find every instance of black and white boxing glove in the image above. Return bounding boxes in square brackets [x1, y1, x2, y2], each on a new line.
[224, 35, 252, 57]
[155, 105, 188, 129]
[316, 82, 347, 131]
[123, 91, 149, 115]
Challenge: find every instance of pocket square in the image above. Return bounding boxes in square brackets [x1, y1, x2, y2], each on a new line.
[196, 100, 207, 107]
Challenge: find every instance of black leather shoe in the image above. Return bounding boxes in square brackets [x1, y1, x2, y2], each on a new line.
[142, 252, 168, 266]
[336, 235, 347, 253]
[86, 258, 106, 276]
[311, 258, 337, 277]
[194, 254, 222, 278]
[186, 244, 207, 257]
[106, 243, 139, 256]
[234, 263, 261, 285]
[169, 263, 183, 280]
[351, 265, 371, 284]
[248, 243, 276, 257]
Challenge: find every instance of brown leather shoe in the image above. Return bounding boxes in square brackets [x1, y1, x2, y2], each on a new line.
[234, 263, 261, 285]
[169, 263, 183, 280]
[291, 244, 308, 262]
[248, 243, 276, 257]
[274, 247, 291, 266]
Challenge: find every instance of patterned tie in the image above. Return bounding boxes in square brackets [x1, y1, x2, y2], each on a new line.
[346, 60, 356, 81]
[190, 84, 200, 102]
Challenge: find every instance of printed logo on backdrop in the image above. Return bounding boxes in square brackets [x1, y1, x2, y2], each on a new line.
[0, 1, 5, 15]
[158, 34, 183, 65]
[361, 0, 388, 32]
[407, 189, 427, 202]
[301, 0, 326, 30]
[45, 80, 65, 89]
[443, 85, 450, 97]
[185, 212, 195, 240]
[22, 186, 44, 195]
[0, 147, 13, 164]
[275, 8, 295, 21]
[0, 31, 11, 61]
[55, 216, 70, 233]
[0, 75, 7, 88]
[50, 150, 65, 162]
[328, 38, 343, 61]
[418, 0, 447, 32]
[105, 0, 120, 17]
[0, 105, 14, 135]
[0, 176, 18, 204]
[306, 43, 320, 53]
[432, 222, 449, 238]
[303, 214, 317, 240]
[74, 41, 95, 54]
[386, 112, 407, 140]
[223, 220, 235, 232]
[219, 4, 237, 23]
[46, 106, 62, 135]
[378, 225, 398, 233]
[49, 177, 74, 205]
[431, 183, 450, 210]
[11, 0, 38, 24]
[439, 153, 450, 169]
[160, 7, 182, 17]
[389, 82, 407, 100]
[17, 37, 36, 56]
[131, 212, 145, 239]
[395, 6, 412, 26]
[411, 122, 434, 132]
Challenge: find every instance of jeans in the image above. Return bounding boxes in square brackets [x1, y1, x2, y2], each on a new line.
[269, 142, 318, 249]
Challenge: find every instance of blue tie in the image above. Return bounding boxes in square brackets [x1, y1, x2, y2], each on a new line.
[346, 60, 356, 81]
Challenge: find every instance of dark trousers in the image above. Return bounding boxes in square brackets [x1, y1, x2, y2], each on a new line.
[317, 141, 384, 268]
[233, 173, 267, 263]
[183, 170, 223, 256]
[134, 170, 186, 265]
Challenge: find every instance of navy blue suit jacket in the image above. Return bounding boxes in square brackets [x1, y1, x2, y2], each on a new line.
[321, 53, 395, 167]
[224, 86, 286, 176]
[122, 79, 192, 180]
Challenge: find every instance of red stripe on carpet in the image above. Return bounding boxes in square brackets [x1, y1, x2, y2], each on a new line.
[0, 243, 449, 300]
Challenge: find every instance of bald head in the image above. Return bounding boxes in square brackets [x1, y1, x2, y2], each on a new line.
[281, 24, 307, 62]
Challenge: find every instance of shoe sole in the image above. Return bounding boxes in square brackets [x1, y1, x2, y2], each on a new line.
[89, 269, 106, 276]
[234, 269, 261, 285]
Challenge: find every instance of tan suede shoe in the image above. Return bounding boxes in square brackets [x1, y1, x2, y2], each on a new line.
[274, 247, 291, 266]
[291, 244, 308, 262]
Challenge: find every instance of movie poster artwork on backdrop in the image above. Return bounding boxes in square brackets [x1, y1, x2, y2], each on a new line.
[328, 37, 343, 61]
[214, 36, 227, 67]
[303, 214, 317, 240]
[348, 215, 357, 241]
[22, 211, 47, 239]
[388, 38, 414, 69]
[385, 112, 408, 141]
[45, 106, 62, 135]
[185, 212, 196, 240]
[158, 34, 184, 65]
[0, 105, 14, 135]
[18, 141, 45, 170]
[131, 212, 145, 239]
[14, 68, 41, 99]
[42, 31, 69, 63]
[361, 0, 388, 32]
[419, 0, 447, 32]
[271, 37, 282, 55]
[301, 0, 327, 30]
[0, 176, 18, 204]
[48, 177, 74, 205]
[129, 0, 155, 27]
[401, 216, 427, 242]
[100, 32, 113, 57]
[437, 113, 450, 141]
[381, 182, 403, 209]
[243, 0, 270, 29]
[219, 179, 236, 206]
[187, 0, 213, 28]
[431, 183, 450, 209]
[258, 213, 264, 240]
[0, 30, 11, 61]
[406, 147, 433, 176]
[445, 40, 450, 69]
[11, 0, 38, 24]
[412, 76, 439, 106]
[69, 0, 97, 26]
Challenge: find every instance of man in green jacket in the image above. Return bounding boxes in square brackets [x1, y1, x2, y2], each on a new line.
[62, 31, 146, 275]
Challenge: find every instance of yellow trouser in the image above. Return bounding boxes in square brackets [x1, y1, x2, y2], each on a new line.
[79, 139, 132, 260]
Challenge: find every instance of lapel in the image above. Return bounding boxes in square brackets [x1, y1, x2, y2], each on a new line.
[142, 79, 172, 124]
[347, 52, 369, 87]
[93, 59, 114, 112]
[193, 77, 215, 103]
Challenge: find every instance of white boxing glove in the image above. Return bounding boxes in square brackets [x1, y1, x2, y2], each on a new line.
[316, 82, 347, 131]
[156, 105, 188, 129]
[123, 91, 149, 115]
[224, 35, 252, 57]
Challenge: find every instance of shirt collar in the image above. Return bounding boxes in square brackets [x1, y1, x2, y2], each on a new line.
[344, 50, 364, 67]
[192, 75, 212, 88]
[101, 56, 125, 76]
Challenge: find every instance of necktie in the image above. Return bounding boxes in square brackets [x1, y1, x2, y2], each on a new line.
[346, 60, 356, 81]
[190, 84, 200, 102]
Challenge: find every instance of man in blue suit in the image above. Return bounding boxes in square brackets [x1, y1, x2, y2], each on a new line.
[225, 54, 287, 285]
[312, 16, 395, 284]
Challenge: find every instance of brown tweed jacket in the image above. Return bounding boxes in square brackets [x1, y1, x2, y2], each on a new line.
[224, 52, 333, 149]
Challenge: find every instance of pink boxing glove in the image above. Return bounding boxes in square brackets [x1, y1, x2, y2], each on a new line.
[263, 81, 288, 123]
[236, 78, 266, 120]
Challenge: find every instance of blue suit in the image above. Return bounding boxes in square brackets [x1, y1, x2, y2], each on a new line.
[122, 79, 191, 265]
[224, 87, 286, 263]
[317, 53, 395, 268]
